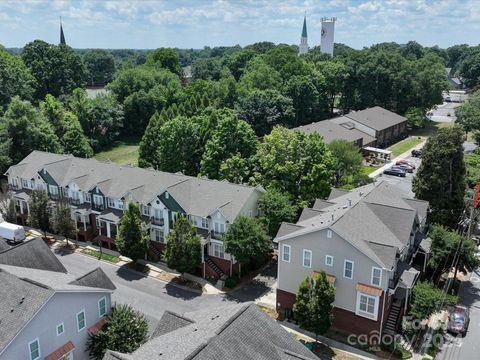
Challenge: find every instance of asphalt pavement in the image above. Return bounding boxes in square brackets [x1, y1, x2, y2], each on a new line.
[436, 270, 480, 360]
[428, 102, 462, 123]
[376, 155, 422, 198]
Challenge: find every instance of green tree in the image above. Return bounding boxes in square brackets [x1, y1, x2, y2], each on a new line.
[28, 189, 51, 236]
[86, 304, 148, 360]
[61, 112, 94, 157]
[192, 57, 228, 81]
[317, 61, 348, 114]
[257, 126, 334, 204]
[218, 153, 254, 184]
[410, 281, 458, 321]
[87, 93, 124, 150]
[0, 47, 35, 110]
[238, 58, 282, 92]
[258, 188, 297, 238]
[164, 215, 202, 275]
[401, 41, 425, 60]
[145, 48, 183, 76]
[458, 50, 480, 88]
[455, 91, 480, 135]
[223, 215, 271, 276]
[52, 199, 75, 245]
[328, 139, 363, 187]
[40, 94, 65, 136]
[293, 272, 335, 339]
[412, 126, 466, 227]
[83, 49, 116, 86]
[22, 40, 86, 100]
[200, 111, 258, 179]
[236, 89, 295, 136]
[116, 203, 148, 261]
[0, 183, 16, 223]
[405, 107, 426, 129]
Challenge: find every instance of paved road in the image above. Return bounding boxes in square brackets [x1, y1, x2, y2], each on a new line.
[376, 155, 422, 198]
[428, 102, 462, 123]
[55, 251, 236, 331]
[437, 270, 480, 360]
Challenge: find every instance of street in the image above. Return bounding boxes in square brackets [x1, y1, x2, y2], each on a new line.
[428, 102, 462, 123]
[437, 270, 480, 360]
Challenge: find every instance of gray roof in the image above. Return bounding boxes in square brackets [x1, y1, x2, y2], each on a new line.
[298, 208, 324, 222]
[5, 151, 263, 223]
[276, 181, 428, 270]
[0, 239, 11, 252]
[99, 209, 123, 223]
[397, 262, 420, 288]
[293, 119, 376, 145]
[69, 267, 116, 290]
[275, 223, 305, 240]
[419, 237, 432, 254]
[343, 106, 407, 132]
[0, 237, 67, 273]
[0, 269, 54, 353]
[151, 311, 194, 338]
[403, 198, 429, 223]
[104, 303, 318, 360]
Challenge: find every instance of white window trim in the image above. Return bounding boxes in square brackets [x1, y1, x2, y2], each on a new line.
[302, 249, 312, 268]
[98, 297, 107, 318]
[282, 244, 291, 263]
[327, 229, 332, 238]
[325, 255, 334, 267]
[56, 322, 65, 336]
[371, 267, 382, 287]
[212, 241, 225, 259]
[355, 292, 379, 321]
[343, 260, 354, 279]
[28, 338, 41, 360]
[76, 309, 86, 332]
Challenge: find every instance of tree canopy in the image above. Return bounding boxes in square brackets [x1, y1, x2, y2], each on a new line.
[116, 203, 148, 261]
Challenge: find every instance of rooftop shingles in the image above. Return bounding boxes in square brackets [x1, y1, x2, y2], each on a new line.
[344, 106, 407, 131]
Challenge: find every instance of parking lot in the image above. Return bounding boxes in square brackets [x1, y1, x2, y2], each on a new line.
[376, 155, 422, 197]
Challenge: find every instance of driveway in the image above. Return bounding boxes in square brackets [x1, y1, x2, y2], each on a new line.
[55, 251, 236, 331]
[436, 270, 480, 360]
[428, 102, 462, 123]
[374, 155, 421, 198]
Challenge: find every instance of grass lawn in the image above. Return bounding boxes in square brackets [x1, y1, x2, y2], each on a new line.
[388, 137, 424, 157]
[94, 137, 140, 165]
[362, 166, 377, 175]
[80, 248, 120, 263]
[410, 121, 454, 138]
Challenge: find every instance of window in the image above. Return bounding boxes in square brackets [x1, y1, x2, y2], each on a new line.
[325, 255, 334, 267]
[201, 217, 209, 229]
[303, 249, 312, 268]
[84, 193, 91, 203]
[76, 310, 86, 332]
[98, 297, 107, 317]
[93, 195, 103, 206]
[22, 179, 29, 188]
[49, 185, 58, 195]
[28, 339, 40, 360]
[282, 244, 291, 262]
[118, 200, 124, 210]
[356, 293, 378, 320]
[107, 197, 115, 208]
[151, 228, 164, 243]
[142, 205, 150, 216]
[12, 177, 18, 187]
[154, 208, 162, 220]
[327, 230, 332, 238]
[165, 192, 169, 199]
[371, 267, 382, 287]
[30, 180, 35, 189]
[214, 222, 225, 234]
[343, 260, 354, 279]
[212, 242, 225, 258]
[56, 323, 64, 336]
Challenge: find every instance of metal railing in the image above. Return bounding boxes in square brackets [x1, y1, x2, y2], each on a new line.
[92, 203, 104, 211]
[150, 217, 164, 226]
[70, 198, 81, 205]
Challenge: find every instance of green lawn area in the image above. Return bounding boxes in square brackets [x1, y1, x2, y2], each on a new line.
[388, 137, 424, 157]
[362, 166, 377, 175]
[410, 121, 454, 138]
[94, 137, 140, 165]
[80, 248, 120, 263]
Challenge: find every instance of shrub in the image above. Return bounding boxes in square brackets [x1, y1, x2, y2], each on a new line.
[225, 275, 240, 288]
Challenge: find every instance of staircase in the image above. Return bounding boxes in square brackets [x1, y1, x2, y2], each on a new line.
[205, 256, 225, 278]
[384, 301, 402, 335]
[149, 242, 163, 259]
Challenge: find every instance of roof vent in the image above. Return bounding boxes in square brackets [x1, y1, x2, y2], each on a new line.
[331, 214, 334, 221]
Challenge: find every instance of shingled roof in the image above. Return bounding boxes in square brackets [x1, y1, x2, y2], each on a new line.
[0, 237, 67, 273]
[344, 106, 407, 132]
[69, 267, 116, 290]
[103, 303, 318, 360]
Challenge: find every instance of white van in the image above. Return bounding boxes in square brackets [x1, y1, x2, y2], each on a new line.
[0, 222, 26, 244]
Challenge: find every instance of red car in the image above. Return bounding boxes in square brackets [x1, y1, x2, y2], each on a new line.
[395, 159, 416, 169]
[448, 306, 470, 336]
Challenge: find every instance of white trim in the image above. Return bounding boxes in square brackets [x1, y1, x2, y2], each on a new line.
[282, 244, 291, 263]
[371, 267, 382, 287]
[355, 292, 379, 321]
[327, 229, 332, 238]
[56, 322, 65, 336]
[76, 309, 86, 332]
[302, 249, 312, 268]
[325, 255, 334, 267]
[343, 259, 354, 279]
[28, 338, 41, 360]
[98, 297, 107, 318]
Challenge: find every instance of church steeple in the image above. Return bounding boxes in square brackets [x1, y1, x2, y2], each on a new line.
[60, 17, 66, 45]
[299, 15, 308, 55]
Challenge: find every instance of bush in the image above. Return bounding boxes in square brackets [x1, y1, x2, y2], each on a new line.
[381, 341, 412, 359]
[225, 275, 240, 288]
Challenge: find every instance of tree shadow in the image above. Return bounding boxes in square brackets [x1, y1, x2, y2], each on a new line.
[115, 264, 147, 282]
[164, 282, 202, 300]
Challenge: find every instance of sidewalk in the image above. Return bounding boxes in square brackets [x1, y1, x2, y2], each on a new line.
[368, 139, 426, 178]
[280, 321, 380, 360]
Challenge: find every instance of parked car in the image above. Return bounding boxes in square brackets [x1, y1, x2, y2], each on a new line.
[0, 222, 25, 244]
[395, 159, 416, 169]
[448, 306, 470, 336]
[397, 164, 414, 173]
[383, 167, 407, 177]
[411, 149, 422, 157]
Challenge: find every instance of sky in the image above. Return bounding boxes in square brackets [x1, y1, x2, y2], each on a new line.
[0, 0, 479, 50]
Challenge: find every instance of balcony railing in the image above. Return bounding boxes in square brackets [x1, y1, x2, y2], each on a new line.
[92, 203, 104, 211]
[9, 184, 21, 190]
[150, 217, 164, 226]
[70, 198, 81, 206]
[211, 230, 224, 240]
[49, 193, 59, 200]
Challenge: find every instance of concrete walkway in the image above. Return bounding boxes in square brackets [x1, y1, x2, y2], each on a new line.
[280, 321, 380, 360]
[368, 139, 426, 178]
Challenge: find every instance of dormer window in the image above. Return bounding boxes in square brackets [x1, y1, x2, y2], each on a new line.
[165, 192, 169, 199]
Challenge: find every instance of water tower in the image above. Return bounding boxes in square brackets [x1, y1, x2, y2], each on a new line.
[320, 17, 336, 56]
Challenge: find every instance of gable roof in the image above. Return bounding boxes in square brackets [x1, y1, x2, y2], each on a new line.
[344, 106, 407, 131]
[0, 237, 67, 273]
[69, 267, 116, 290]
[0, 269, 54, 353]
[6, 151, 263, 222]
[103, 303, 318, 360]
